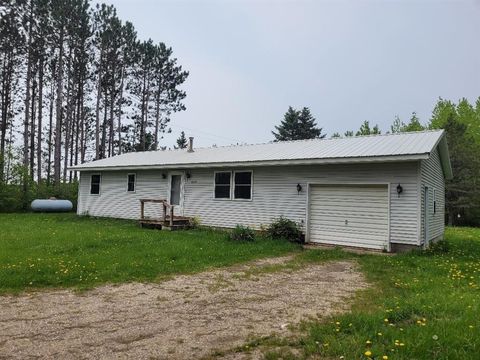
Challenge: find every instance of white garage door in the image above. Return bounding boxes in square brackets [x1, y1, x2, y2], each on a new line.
[308, 184, 389, 250]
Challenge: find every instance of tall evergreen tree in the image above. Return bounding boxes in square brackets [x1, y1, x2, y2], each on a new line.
[273, 106, 325, 141]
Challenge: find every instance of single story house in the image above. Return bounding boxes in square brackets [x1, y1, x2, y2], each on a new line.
[70, 130, 452, 252]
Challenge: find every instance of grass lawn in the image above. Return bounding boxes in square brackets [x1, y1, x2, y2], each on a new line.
[0, 213, 299, 293]
[251, 227, 480, 360]
[1, 214, 479, 359]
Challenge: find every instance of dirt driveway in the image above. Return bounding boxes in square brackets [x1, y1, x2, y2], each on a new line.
[0, 257, 366, 359]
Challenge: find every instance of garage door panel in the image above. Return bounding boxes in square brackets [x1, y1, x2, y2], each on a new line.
[309, 231, 387, 249]
[310, 219, 388, 232]
[309, 211, 388, 222]
[309, 184, 389, 249]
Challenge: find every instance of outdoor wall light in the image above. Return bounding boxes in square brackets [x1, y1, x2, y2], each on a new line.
[162, 173, 167, 179]
[396, 184, 403, 197]
[186, 171, 191, 179]
[296, 183, 302, 194]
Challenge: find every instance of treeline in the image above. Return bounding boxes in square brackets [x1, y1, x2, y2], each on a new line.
[0, 0, 188, 187]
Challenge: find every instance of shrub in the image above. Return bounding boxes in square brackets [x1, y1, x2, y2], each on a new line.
[189, 216, 201, 229]
[230, 224, 256, 242]
[266, 217, 302, 242]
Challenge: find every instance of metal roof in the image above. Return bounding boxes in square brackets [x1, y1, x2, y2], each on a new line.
[70, 130, 452, 178]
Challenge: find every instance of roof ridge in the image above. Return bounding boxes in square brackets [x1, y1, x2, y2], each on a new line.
[171, 129, 444, 151]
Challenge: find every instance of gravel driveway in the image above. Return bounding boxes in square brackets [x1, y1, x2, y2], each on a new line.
[0, 256, 366, 359]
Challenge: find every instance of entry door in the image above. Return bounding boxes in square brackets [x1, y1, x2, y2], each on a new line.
[308, 184, 389, 250]
[168, 172, 184, 216]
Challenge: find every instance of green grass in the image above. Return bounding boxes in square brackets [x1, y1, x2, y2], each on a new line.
[2, 214, 479, 359]
[0, 213, 299, 293]
[258, 227, 480, 360]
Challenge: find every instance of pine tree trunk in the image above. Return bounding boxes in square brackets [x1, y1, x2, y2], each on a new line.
[0, 53, 13, 182]
[154, 81, 161, 150]
[101, 86, 108, 158]
[23, 2, 33, 173]
[29, 75, 36, 180]
[37, 56, 44, 184]
[54, 25, 65, 185]
[63, 47, 73, 181]
[94, 48, 104, 160]
[117, 66, 124, 155]
[47, 62, 55, 185]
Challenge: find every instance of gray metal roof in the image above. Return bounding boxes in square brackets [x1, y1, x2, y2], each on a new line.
[70, 130, 451, 177]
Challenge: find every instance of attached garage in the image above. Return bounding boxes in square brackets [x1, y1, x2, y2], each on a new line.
[307, 184, 390, 250]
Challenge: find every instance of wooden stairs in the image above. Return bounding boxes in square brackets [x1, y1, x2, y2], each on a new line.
[139, 199, 192, 231]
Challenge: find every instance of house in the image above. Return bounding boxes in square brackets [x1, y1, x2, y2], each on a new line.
[70, 130, 452, 252]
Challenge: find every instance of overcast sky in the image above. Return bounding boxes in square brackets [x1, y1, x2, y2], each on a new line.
[99, 0, 480, 147]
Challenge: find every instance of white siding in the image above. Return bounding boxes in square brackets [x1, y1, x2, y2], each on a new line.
[77, 162, 421, 245]
[308, 184, 389, 250]
[421, 148, 445, 242]
[77, 171, 168, 219]
[182, 162, 420, 245]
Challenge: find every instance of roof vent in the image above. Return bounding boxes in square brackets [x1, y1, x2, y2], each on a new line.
[187, 137, 194, 152]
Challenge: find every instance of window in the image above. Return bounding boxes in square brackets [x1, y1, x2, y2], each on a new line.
[234, 171, 252, 200]
[90, 174, 101, 195]
[127, 174, 136, 192]
[433, 189, 437, 214]
[214, 172, 231, 199]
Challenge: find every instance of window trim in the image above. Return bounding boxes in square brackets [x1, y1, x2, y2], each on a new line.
[127, 173, 136, 193]
[232, 170, 253, 201]
[90, 174, 102, 196]
[213, 171, 232, 200]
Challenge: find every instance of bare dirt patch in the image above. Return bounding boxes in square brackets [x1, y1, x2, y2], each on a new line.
[0, 257, 367, 359]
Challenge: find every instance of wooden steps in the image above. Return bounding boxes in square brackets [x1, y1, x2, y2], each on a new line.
[139, 216, 192, 231]
[139, 199, 192, 231]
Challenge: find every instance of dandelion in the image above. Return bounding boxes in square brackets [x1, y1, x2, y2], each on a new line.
[378, 332, 383, 336]
[432, 335, 439, 341]
[384, 318, 389, 323]
[366, 340, 372, 345]
[383, 356, 389, 360]
[364, 350, 372, 357]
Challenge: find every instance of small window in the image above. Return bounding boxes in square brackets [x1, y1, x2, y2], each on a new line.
[433, 189, 437, 214]
[234, 171, 252, 200]
[127, 174, 136, 192]
[90, 174, 101, 195]
[214, 172, 231, 199]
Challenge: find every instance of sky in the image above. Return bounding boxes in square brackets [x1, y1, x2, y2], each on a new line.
[98, 0, 480, 147]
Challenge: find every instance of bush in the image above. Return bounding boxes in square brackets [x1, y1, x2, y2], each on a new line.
[230, 224, 256, 242]
[266, 217, 302, 242]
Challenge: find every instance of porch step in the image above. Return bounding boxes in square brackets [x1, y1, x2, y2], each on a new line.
[139, 216, 192, 231]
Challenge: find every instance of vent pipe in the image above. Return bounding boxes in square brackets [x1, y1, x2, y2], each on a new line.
[187, 137, 194, 152]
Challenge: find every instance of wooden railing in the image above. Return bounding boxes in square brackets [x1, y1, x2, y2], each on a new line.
[139, 199, 174, 227]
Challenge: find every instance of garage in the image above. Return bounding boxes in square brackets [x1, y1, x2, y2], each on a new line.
[308, 184, 389, 250]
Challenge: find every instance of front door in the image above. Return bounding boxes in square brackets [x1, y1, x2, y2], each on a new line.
[168, 172, 184, 216]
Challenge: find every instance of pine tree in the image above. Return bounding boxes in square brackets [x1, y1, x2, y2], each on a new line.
[297, 107, 325, 139]
[176, 131, 187, 149]
[273, 106, 325, 141]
